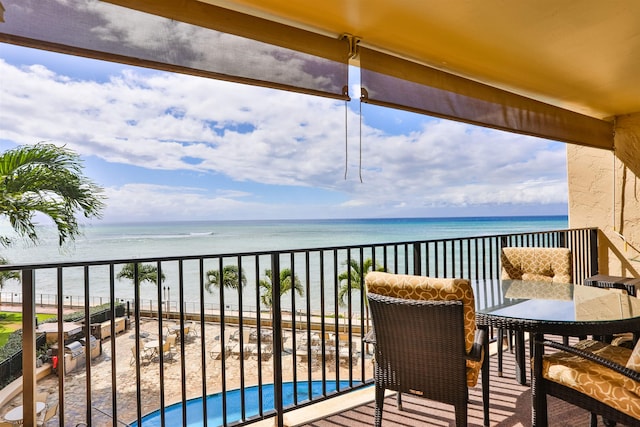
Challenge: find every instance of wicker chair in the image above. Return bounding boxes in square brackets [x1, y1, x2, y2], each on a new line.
[533, 338, 640, 426]
[498, 247, 573, 378]
[365, 272, 488, 427]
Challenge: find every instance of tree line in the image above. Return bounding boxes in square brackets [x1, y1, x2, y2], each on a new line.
[117, 259, 384, 311]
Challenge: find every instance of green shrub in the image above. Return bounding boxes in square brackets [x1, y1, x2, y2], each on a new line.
[42, 302, 126, 324]
[0, 330, 24, 360]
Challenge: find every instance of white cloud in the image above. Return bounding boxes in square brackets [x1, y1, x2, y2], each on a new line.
[102, 184, 264, 222]
[101, 183, 348, 222]
[0, 57, 568, 221]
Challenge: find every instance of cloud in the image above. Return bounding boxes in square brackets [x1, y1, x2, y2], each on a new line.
[101, 184, 257, 222]
[101, 183, 347, 222]
[0, 55, 568, 221]
[340, 119, 568, 211]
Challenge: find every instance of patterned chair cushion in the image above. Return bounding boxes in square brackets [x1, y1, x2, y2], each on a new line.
[365, 271, 481, 386]
[626, 338, 640, 371]
[501, 247, 572, 283]
[542, 339, 640, 420]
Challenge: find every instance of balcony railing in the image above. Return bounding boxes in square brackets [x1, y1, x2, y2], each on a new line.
[8, 227, 597, 426]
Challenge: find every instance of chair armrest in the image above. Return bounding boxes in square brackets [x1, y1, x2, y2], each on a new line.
[539, 339, 640, 382]
[466, 329, 485, 362]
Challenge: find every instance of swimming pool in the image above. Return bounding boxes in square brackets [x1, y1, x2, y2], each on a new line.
[131, 380, 360, 427]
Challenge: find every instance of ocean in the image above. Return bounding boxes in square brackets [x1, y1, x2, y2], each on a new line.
[0, 216, 568, 309]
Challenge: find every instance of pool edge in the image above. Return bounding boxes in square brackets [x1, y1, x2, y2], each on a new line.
[281, 385, 390, 427]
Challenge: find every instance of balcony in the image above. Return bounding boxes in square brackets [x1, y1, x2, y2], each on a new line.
[1, 227, 597, 426]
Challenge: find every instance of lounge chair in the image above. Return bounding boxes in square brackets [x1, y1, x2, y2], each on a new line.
[338, 344, 358, 367]
[242, 329, 258, 359]
[209, 342, 223, 360]
[208, 329, 237, 360]
[222, 329, 241, 358]
[258, 342, 273, 361]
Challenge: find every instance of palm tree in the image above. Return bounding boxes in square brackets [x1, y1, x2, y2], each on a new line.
[0, 258, 19, 291]
[117, 263, 165, 286]
[204, 265, 247, 293]
[338, 257, 384, 339]
[259, 268, 304, 309]
[337, 258, 385, 307]
[0, 143, 105, 248]
[117, 263, 165, 318]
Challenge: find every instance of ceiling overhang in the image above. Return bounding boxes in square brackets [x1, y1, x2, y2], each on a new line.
[202, 0, 640, 123]
[4, 0, 635, 150]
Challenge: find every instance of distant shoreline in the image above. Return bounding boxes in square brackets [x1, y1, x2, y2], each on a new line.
[1, 216, 570, 311]
[87, 214, 569, 227]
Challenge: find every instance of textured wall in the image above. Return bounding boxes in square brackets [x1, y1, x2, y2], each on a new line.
[567, 113, 640, 277]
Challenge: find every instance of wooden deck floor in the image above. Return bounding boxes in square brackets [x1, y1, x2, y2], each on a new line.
[298, 344, 612, 427]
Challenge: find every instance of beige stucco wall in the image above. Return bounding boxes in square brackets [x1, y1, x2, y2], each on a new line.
[567, 113, 640, 277]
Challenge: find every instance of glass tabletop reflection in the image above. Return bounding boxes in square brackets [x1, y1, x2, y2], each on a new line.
[475, 280, 640, 324]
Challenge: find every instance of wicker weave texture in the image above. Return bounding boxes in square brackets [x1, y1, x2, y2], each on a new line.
[368, 293, 474, 427]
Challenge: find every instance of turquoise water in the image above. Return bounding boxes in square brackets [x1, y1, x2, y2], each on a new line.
[2, 216, 568, 260]
[131, 380, 360, 427]
[0, 216, 567, 306]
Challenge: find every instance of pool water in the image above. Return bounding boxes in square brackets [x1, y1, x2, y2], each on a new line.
[132, 380, 360, 426]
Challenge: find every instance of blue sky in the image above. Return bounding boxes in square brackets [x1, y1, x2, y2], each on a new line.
[0, 43, 568, 223]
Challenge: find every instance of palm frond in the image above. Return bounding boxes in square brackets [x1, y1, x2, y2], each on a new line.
[0, 143, 105, 247]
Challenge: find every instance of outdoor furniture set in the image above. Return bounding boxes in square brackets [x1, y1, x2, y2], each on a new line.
[2, 399, 57, 426]
[209, 328, 274, 361]
[364, 247, 640, 427]
[130, 326, 183, 365]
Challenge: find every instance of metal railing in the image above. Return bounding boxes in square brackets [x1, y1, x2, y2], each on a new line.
[10, 227, 597, 427]
[0, 334, 46, 388]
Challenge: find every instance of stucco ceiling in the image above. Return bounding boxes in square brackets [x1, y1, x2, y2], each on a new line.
[202, 0, 640, 121]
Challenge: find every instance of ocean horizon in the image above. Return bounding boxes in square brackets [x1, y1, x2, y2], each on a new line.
[0, 215, 568, 309]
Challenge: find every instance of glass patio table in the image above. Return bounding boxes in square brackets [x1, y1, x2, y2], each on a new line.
[474, 279, 640, 427]
[3, 401, 46, 424]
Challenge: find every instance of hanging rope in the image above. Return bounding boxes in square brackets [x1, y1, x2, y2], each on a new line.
[346, 90, 363, 183]
[344, 99, 348, 180]
[359, 99, 363, 183]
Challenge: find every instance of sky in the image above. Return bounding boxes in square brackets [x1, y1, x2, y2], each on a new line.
[0, 43, 569, 223]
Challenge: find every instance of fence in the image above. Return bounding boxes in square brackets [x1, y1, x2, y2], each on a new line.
[0, 334, 47, 387]
[10, 227, 597, 427]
